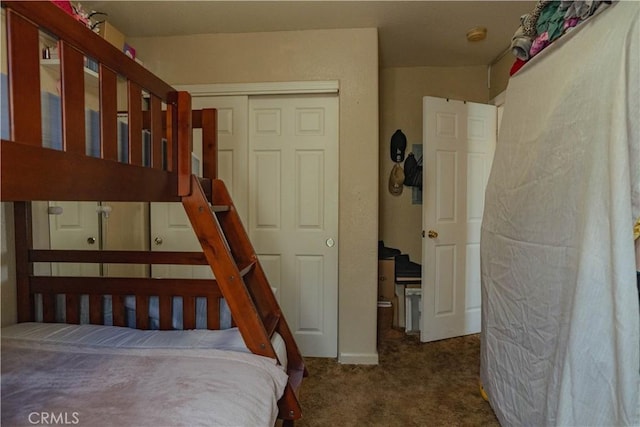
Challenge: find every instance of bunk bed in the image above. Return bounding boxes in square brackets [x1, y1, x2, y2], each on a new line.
[481, 2, 639, 426]
[0, 1, 306, 426]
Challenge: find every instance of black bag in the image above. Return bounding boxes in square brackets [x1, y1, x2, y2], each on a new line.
[403, 153, 423, 190]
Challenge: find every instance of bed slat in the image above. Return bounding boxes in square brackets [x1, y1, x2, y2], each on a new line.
[136, 295, 149, 329]
[169, 91, 192, 196]
[60, 41, 86, 154]
[150, 96, 164, 169]
[42, 294, 56, 323]
[6, 10, 42, 144]
[13, 202, 34, 322]
[202, 109, 218, 180]
[112, 295, 126, 327]
[65, 294, 80, 324]
[89, 295, 103, 325]
[99, 65, 118, 161]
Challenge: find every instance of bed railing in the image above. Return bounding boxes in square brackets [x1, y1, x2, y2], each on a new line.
[1, 0, 196, 201]
[10, 107, 220, 327]
[0, 0, 220, 325]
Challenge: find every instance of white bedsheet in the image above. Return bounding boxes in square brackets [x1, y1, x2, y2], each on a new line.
[1, 322, 288, 370]
[481, 2, 640, 426]
[1, 324, 289, 427]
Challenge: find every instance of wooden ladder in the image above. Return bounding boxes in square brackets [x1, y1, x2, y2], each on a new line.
[182, 175, 307, 424]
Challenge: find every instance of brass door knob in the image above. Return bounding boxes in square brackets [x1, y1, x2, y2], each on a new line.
[427, 230, 438, 239]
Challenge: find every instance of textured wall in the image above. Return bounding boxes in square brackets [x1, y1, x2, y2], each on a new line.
[490, 53, 514, 100]
[130, 28, 380, 363]
[379, 66, 490, 262]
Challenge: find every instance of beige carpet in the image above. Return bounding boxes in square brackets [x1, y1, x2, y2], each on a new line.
[297, 330, 499, 426]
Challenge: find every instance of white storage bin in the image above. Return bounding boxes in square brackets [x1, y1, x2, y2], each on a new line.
[405, 287, 422, 333]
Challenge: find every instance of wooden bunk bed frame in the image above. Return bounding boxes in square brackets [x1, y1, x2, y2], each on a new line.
[0, 1, 306, 424]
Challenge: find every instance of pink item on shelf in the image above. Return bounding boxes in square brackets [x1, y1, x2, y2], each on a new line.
[530, 31, 550, 57]
[564, 17, 581, 31]
[123, 44, 136, 60]
[50, 0, 73, 15]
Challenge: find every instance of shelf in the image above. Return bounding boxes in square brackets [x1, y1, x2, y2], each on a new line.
[40, 58, 99, 91]
[40, 59, 150, 99]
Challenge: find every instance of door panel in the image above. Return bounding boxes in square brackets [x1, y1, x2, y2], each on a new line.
[150, 94, 339, 357]
[422, 97, 496, 342]
[150, 201, 211, 279]
[101, 202, 148, 278]
[49, 201, 100, 277]
[151, 96, 248, 279]
[249, 95, 338, 357]
[254, 151, 281, 228]
[192, 96, 249, 225]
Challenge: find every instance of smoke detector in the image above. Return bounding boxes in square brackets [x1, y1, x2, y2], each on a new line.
[466, 27, 487, 42]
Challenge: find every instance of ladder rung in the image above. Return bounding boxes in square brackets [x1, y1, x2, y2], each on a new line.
[238, 260, 257, 277]
[211, 205, 230, 213]
[264, 312, 281, 338]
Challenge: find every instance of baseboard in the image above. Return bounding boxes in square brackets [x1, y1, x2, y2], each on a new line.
[338, 352, 379, 365]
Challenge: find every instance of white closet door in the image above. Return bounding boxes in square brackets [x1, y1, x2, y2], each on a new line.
[249, 95, 339, 357]
[151, 96, 248, 280]
[49, 201, 100, 277]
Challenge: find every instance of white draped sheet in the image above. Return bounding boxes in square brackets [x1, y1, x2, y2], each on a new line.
[480, 2, 640, 426]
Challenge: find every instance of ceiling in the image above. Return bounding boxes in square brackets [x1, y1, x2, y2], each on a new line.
[81, 1, 535, 68]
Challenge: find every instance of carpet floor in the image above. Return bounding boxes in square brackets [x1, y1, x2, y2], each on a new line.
[297, 329, 499, 426]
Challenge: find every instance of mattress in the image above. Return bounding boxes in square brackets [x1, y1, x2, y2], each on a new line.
[1, 324, 289, 426]
[480, 2, 640, 426]
[1, 322, 288, 370]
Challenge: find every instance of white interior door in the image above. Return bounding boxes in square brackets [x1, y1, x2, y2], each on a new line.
[150, 202, 212, 279]
[249, 95, 339, 357]
[421, 96, 496, 342]
[192, 96, 249, 226]
[102, 202, 149, 278]
[151, 96, 248, 279]
[49, 201, 100, 276]
[48, 202, 148, 278]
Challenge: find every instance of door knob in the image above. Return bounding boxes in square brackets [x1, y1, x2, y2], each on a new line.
[326, 238, 335, 248]
[87, 237, 96, 245]
[427, 230, 439, 239]
[154, 237, 163, 245]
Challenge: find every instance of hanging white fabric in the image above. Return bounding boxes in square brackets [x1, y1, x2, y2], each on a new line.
[481, 2, 640, 426]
